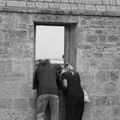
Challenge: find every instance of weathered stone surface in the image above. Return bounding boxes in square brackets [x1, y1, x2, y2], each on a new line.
[92, 106, 112, 120]
[112, 106, 120, 116]
[0, 98, 11, 109]
[96, 5, 106, 11]
[96, 71, 107, 83]
[107, 70, 119, 82]
[7, 1, 26, 7]
[98, 35, 106, 42]
[109, 95, 120, 105]
[86, 35, 97, 42]
[0, 5, 120, 120]
[104, 82, 117, 94]
[14, 98, 29, 111]
[0, 60, 12, 73]
[36, 2, 49, 8]
[107, 35, 119, 42]
[94, 96, 110, 106]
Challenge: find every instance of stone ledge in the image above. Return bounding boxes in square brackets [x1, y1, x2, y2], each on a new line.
[1, 6, 120, 17]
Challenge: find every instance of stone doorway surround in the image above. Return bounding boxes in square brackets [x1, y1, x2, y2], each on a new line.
[34, 14, 78, 120]
[34, 14, 78, 69]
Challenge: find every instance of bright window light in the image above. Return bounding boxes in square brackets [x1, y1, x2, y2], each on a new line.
[36, 25, 64, 64]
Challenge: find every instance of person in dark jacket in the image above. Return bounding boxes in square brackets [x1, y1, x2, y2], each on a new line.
[33, 59, 60, 120]
[61, 64, 84, 120]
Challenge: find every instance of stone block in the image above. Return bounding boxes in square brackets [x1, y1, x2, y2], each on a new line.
[9, 111, 28, 120]
[78, 4, 85, 10]
[96, 5, 106, 11]
[71, 4, 78, 10]
[18, 23, 27, 30]
[6, 84, 31, 98]
[113, 118, 120, 120]
[53, 0, 61, 2]
[80, 72, 94, 84]
[109, 0, 116, 5]
[0, 60, 12, 73]
[104, 82, 117, 94]
[0, 110, 11, 120]
[10, 43, 33, 58]
[0, 71, 26, 83]
[112, 106, 120, 116]
[36, 2, 49, 8]
[61, 0, 68, 2]
[74, 0, 82, 3]
[27, 2, 36, 8]
[109, 95, 120, 105]
[69, 0, 75, 3]
[98, 62, 113, 70]
[107, 70, 119, 82]
[45, 0, 53, 2]
[0, 1, 6, 7]
[8, 30, 27, 40]
[107, 35, 119, 42]
[116, 0, 120, 5]
[93, 52, 103, 58]
[13, 60, 26, 72]
[106, 6, 120, 12]
[83, 103, 91, 119]
[13, 98, 29, 111]
[86, 35, 97, 42]
[85, 5, 96, 11]
[49, 3, 59, 9]
[3, 15, 16, 30]
[0, 98, 11, 110]
[0, 83, 12, 98]
[7, 1, 26, 7]
[92, 107, 112, 119]
[95, 0, 102, 4]
[96, 71, 107, 83]
[29, 0, 39, 2]
[28, 8, 39, 13]
[94, 96, 110, 106]
[60, 3, 70, 9]
[98, 35, 106, 42]
[29, 98, 36, 109]
[103, 0, 109, 4]
[82, 0, 96, 4]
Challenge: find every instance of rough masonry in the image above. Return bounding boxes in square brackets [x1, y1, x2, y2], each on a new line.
[0, 0, 120, 120]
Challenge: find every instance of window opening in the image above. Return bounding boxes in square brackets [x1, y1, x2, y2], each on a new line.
[35, 25, 64, 65]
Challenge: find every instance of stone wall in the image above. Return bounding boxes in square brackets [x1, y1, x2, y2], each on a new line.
[76, 16, 120, 120]
[0, 0, 120, 16]
[0, 12, 35, 120]
[0, 0, 120, 120]
[1, 12, 120, 120]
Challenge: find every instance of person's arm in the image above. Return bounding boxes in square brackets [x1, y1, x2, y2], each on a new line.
[33, 70, 38, 90]
[61, 73, 68, 94]
[56, 72, 62, 90]
[76, 72, 83, 88]
[63, 79, 68, 88]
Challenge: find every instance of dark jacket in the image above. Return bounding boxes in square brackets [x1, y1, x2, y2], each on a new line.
[33, 66, 60, 97]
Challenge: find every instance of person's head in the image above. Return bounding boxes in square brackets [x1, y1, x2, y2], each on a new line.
[61, 63, 69, 73]
[42, 59, 51, 67]
[64, 63, 74, 72]
[36, 59, 42, 68]
[67, 64, 74, 71]
[52, 64, 62, 73]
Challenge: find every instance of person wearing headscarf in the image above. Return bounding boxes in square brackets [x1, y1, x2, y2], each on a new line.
[61, 64, 84, 120]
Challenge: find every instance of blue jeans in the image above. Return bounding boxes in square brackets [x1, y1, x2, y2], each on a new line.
[37, 94, 59, 120]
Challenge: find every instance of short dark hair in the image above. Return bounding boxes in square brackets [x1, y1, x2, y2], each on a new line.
[42, 59, 50, 67]
[64, 63, 69, 68]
